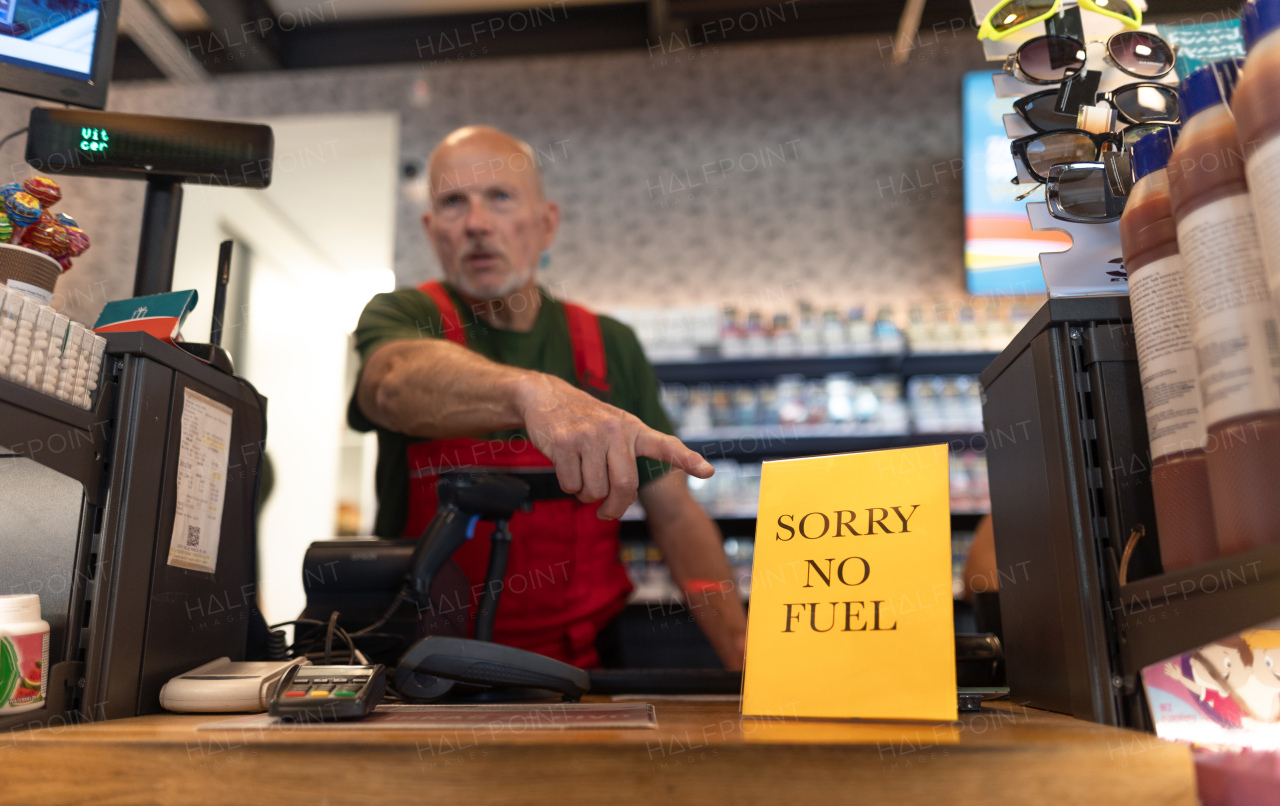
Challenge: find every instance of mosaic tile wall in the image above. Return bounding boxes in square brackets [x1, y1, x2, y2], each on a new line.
[0, 30, 992, 324]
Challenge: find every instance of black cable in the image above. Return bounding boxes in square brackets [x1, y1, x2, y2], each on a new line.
[350, 588, 409, 637]
[269, 617, 356, 664]
[324, 611, 339, 665]
[0, 127, 28, 155]
[266, 629, 289, 661]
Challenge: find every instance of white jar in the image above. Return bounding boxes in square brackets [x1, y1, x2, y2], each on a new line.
[0, 595, 49, 714]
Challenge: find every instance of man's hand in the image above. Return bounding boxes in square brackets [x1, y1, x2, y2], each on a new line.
[516, 373, 714, 519]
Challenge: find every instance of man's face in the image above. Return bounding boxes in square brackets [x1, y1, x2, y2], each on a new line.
[423, 137, 558, 301]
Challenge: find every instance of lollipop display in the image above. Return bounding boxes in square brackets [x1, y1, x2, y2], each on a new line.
[0, 176, 91, 272]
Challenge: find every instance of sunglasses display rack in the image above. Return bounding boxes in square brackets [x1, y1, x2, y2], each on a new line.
[1025, 201, 1126, 294]
[970, 0, 1186, 297]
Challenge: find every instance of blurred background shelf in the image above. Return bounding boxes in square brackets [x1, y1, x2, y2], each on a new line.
[652, 351, 999, 384]
[679, 429, 985, 461]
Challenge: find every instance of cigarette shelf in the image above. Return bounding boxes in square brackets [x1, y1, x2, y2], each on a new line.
[680, 429, 985, 461]
[652, 350, 999, 384]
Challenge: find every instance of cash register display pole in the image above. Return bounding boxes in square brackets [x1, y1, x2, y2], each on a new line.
[133, 177, 184, 297]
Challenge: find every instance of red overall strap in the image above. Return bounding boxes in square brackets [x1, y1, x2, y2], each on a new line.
[418, 280, 467, 346]
[562, 302, 611, 397]
[418, 280, 610, 396]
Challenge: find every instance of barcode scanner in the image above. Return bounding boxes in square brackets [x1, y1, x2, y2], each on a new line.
[404, 472, 532, 620]
[392, 473, 593, 703]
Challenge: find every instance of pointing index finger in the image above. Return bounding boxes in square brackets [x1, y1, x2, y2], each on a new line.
[634, 429, 714, 479]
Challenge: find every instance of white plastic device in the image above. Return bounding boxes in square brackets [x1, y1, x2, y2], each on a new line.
[159, 657, 308, 713]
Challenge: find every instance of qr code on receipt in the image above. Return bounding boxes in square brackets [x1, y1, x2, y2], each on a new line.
[186, 525, 201, 547]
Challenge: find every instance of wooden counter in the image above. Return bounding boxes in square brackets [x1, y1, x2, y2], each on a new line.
[0, 699, 1195, 805]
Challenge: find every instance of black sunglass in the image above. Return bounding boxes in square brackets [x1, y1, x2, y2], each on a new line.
[1003, 35, 1087, 85]
[1004, 31, 1176, 86]
[1046, 162, 1127, 223]
[1011, 130, 1121, 184]
[1096, 83, 1181, 125]
[1013, 89, 1080, 133]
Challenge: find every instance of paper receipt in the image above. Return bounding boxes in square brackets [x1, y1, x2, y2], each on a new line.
[167, 388, 233, 574]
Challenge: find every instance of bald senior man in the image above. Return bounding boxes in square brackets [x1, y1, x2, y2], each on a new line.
[349, 126, 748, 670]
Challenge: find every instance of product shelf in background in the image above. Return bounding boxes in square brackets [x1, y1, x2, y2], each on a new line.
[663, 371, 985, 456]
[620, 527, 982, 606]
[652, 350, 1002, 384]
[613, 297, 1039, 372]
[621, 450, 991, 524]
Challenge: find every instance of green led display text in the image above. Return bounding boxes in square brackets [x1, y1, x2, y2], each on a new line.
[79, 127, 109, 153]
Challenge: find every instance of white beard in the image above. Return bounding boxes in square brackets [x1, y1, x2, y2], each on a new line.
[454, 261, 536, 301]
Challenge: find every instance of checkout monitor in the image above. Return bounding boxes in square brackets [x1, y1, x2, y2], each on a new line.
[0, 0, 118, 108]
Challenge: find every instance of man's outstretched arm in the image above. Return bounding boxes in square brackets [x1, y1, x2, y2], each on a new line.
[357, 338, 713, 519]
[641, 470, 748, 670]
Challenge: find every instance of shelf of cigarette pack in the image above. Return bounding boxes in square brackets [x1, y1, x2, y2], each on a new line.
[627, 580, 750, 606]
[652, 351, 999, 384]
[620, 505, 759, 522]
[901, 351, 1000, 377]
[1117, 542, 1280, 673]
[620, 507, 988, 524]
[677, 427, 985, 461]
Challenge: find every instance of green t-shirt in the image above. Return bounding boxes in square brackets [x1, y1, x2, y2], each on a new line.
[348, 283, 674, 537]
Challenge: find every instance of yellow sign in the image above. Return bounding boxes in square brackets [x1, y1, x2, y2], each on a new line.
[741, 445, 957, 722]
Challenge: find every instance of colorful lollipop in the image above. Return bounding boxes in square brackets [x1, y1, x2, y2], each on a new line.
[22, 176, 60, 207]
[0, 183, 20, 203]
[56, 257, 72, 272]
[4, 192, 40, 227]
[0, 212, 10, 243]
[65, 226, 89, 257]
[47, 223, 71, 257]
[55, 212, 78, 228]
[20, 218, 56, 252]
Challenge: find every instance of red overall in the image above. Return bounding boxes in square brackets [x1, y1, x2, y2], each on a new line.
[402, 281, 633, 668]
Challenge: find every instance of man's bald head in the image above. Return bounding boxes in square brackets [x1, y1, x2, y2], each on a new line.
[427, 125, 545, 204]
[422, 125, 560, 303]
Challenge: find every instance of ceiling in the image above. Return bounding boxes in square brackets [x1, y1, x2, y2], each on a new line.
[114, 0, 1242, 81]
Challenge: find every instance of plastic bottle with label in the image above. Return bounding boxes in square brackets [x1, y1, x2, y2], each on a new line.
[1121, 127, 1218, 570]
[0, 594, 49, 715]
[1166, 60, 1280, 556]
[1236, 0, 1280, 308]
